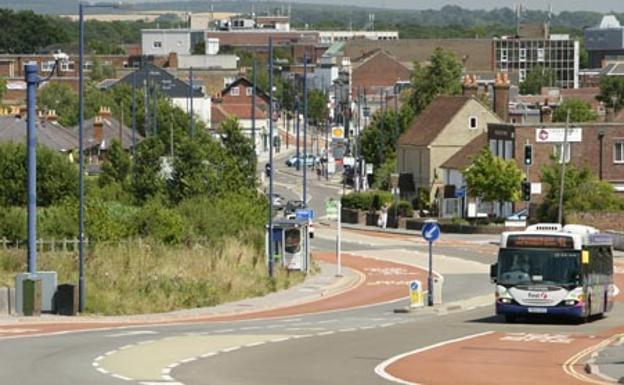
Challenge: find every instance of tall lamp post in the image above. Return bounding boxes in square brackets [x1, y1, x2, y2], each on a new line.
[79, 1, 122, 313]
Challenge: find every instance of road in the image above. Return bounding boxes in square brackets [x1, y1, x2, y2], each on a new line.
[0, 156, 622, 385]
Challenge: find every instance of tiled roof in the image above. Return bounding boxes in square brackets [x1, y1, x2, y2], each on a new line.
[441, 133, 488, 170]
[211, 104, 268, 122]
[397, 96, 471, 147]
[0, 116, 77, 151]
[74, 115, 144, 150]
[116, 64, 204, 98]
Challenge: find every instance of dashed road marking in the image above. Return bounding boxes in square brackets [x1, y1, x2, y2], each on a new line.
[501, 333, 574, 344]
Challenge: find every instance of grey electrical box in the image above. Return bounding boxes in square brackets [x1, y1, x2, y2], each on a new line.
[15, 271, 57, 314]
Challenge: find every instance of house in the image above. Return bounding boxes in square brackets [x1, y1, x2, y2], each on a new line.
[115, 64, 211, 125]
[351, 50, 411, 96]
[0, 108, 77, 152]
[75, 107, 144, 167]
[211, 77, 271, 152]
[396, 95, 504, 206]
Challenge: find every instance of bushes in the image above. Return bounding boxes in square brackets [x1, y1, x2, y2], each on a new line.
[134, 199, 187, 244]
[390, 200, 414, 217]
[341, 190, 393, 211]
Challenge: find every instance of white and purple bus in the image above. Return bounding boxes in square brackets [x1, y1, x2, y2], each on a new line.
[491, 224, 615, 322]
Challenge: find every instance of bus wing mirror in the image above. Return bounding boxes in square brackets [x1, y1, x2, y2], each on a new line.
[490, 263, 498, 284]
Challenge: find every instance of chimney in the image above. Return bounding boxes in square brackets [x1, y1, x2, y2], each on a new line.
[168, 52, 178, 68]
[493, 72, 510, 122]
[46, 109, 58, 123]
[540, 99, 553, 123]
[98, 106, 112, 118]
[94, 115, 104, 143]
[461, 74, 478, 98]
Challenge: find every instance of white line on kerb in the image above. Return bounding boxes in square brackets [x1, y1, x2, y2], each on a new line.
[374, 331, 494, 385]
[111, 374, 133, 381]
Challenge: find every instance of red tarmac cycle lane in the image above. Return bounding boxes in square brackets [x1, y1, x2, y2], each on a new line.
[0, 252, 427, 338]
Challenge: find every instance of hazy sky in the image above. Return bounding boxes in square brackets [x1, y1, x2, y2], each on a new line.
[282, 0, 624, 13]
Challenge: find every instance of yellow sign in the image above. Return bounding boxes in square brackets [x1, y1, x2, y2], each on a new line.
[332, 127, 344, 139]
[582, 250, 590, 264]
[409, 280, 423, 308]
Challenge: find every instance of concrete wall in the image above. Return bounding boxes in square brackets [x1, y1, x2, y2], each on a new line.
[142, 30, 192, 56]
[177, 54, 239, 70]
[172, 97, 211, 125]
[0, 287, 15, 315]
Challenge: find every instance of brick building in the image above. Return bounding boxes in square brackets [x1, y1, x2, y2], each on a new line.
[351, 50, 411, 96]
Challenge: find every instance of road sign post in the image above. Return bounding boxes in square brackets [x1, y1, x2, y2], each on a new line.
[421, 221, 440, 307]
[409, 280, 424, 308]
[325, 199, 341, 276]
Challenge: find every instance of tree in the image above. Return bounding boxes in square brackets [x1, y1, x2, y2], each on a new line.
[0, 143, 78, 207]
[538, 157, 624, 222]
[307, 89, 329, 126]
[90, 58, 117, 82]
[409, 47, 463, 115]
[0, 9, 69, 53]
[520, 65, 555, 95]
[131, 137, 165, 203]
[552, 99, 597, 123]
[463, 147, 524, 214]
[217, 117, 256, 189]
[597, 76, 624, 111]
[0, 76, 6, 102]
[99, 140, 131, 187]
[37, 83, 79, 127]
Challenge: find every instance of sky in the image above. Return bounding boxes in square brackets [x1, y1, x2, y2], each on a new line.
[279, 0, 624, 13]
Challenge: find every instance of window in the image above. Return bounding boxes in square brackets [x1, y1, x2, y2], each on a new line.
[61, 61, 75, 72]
[41, 60, 55, 72]
[501, 50, 508, 62]
[537, 48, 545, 62]
[246, 87, 254, 96]
[519, 69, 527, 82]
[553, 143, 571, 163]
[469, 116, 478, 129]
[519, 48, 527, 62]
[615, 142, 624, 163]
[83, 61, 93, 72]
[230, 86, 240, 96]
[153, 41, 162, 48]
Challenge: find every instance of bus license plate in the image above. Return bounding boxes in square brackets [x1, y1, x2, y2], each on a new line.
[528, 307, 547, 314]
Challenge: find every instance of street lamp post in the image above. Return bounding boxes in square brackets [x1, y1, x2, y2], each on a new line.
[303, 52, 308, 207]
[268, 37, 274, 278]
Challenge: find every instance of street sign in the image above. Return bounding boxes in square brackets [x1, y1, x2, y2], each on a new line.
[343, 156, 355, 167]
[295, 209, 315, 220]
[366, 164, 373, 175]
[325, 200, 338, 220]
[332, 127, 344, 139]
[454, 186, 466, 198]
[363, 106, 370, 117]
[409, 280, 424, 308]
[422, 222, 440, 242]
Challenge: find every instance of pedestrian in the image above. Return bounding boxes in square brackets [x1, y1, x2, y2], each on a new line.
[381, 203, 388, 229]
[316, 166, 321, 180]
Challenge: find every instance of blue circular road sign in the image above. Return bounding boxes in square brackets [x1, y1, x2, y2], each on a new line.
[410, 281, 419, 290]
[422, 222, 441, 242]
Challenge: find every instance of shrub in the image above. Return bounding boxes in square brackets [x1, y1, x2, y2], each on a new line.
[341, 191, 393, 211]
[134, 199, 188, 244]
[0, 207, 26, 241]
[390, 200, 414, 217]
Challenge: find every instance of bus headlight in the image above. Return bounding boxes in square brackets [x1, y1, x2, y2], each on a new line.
[496, 285, 512, 302]
[564, 300, 576, 306]
[564, 288, 585, 306]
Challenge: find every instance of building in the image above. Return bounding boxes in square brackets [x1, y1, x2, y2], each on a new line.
[141, 29, 205, 57]
[0, 108, 77, 152]
[396, 95, 504, 203]
[115, 64, 211, 125]
[584, 15, 624, 69]
[493, 33, 579, 89]
[351, 50, 411, 96]
[318, 31, 398, 44]
[210, 77, 270, 152]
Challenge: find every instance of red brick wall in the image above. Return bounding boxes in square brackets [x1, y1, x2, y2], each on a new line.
[351, 53, 411, 95]
[514, 124, 624, 195]
[567, 212, 624, 231]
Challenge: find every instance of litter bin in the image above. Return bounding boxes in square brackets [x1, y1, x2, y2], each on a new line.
[55, 284, 78, 316]
[22, 278, 42, 316]
[433, 276, 444, 305]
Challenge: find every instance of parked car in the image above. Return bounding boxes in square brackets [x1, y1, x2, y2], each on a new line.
[284, 200, 306, 216]
[270, 193, 285, 210]
[506, 208, 528, 221]
[285, 154, 318, 168]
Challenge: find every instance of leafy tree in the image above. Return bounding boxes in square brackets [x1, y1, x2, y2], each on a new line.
[409, 47, 463, 115]
[0, 9, 69, 53]
[37, 83, 79, 127]
[217, 117, 257, 189]
[597, 76, 624, 111]
[520, 65, 555, 95]
[90, 58, 116, 82]
[463, 147, 524, 214]
[0, 76, 6, 102]
[307, 89, 329, 126]
[131, 137, 165, 203]
[538, 157, 624, 222]
[0, 143, 78, 207]
[99, 140, 131, 187]
[553, 99, 597, 123]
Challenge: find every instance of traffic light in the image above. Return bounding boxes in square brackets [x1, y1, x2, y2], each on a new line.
[524, 144, 533, 166]
[265, 162, 272, 177]
[522, 180, 531, 201]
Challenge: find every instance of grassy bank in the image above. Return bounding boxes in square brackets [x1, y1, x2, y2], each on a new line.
[0, 237, 308, 315]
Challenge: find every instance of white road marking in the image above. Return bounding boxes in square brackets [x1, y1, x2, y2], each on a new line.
[161, 375, 174, 381]
[180, 357, 197, 364]
[374, 331, 494, 385]
[94, 355, 104, 362]
[339, 328, 357, 332]
[212, 329, 234, 333]
[317, 331, 335, 336]
[111, 374, 133, 381]
[106, 330, 158, 338]
[222, 346, 241, 353]
[270, 337, 291, 343]
[161, 368, 171, 375]
[200, 352, 217, 358]
[96, 368, 109, 374]
[317, 319, 338, 324]
[501, 333, 574, 344]
[245, 341, 266, 348]
[240, 326, 262, 331]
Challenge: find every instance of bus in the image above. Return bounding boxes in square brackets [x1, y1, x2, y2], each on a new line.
[490, 223, 615, 322]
